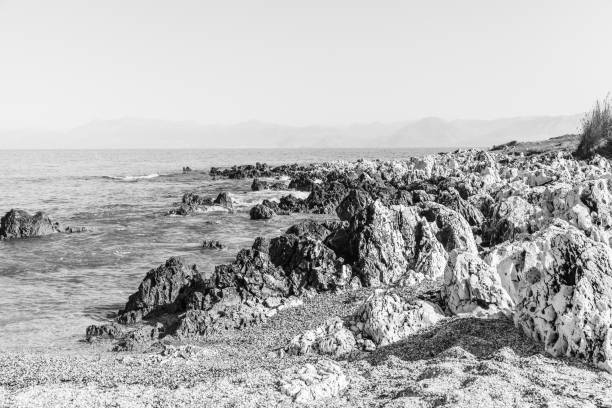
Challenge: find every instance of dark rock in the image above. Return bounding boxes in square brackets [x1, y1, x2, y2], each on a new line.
[0, 209, 61, 240]
[250, 204, 275, 220]
[117, 257, 198, 324]
[202, 240, 224, 249]
[285, 220, 334, 241]
[438, 188, 484, 227]
[336, 189, 373, 222]
[288, 173, 315, 191]
[419, 202, 478, 254]
[213, 192, 233, 212]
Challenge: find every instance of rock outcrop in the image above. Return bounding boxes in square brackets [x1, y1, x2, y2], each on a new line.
[0, 209, 85, 240]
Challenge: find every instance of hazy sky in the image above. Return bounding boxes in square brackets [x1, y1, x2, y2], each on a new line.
[1, 0, 611, 129]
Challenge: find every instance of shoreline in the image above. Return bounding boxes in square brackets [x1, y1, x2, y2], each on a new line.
[3, 139, 612, 407]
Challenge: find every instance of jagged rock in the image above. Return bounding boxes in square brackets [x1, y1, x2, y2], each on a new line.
[168, 191, 232, 215]
[349, 201, 420, 286]
[285, 220, 335, 241]
[419, 202, 478, 254]
[251, 178, 288, 191]
[269, 234, 351, 293]
[336, 189, 373, 221]
[351, 290, 445, 347]
[414, 220, 448, 278]
[0, 209, 61, 239]
[305, 181, 349, 214]
[117, 257, 198, 324]
[250, 204, 275, 220]
[438, 188, 484, 227]
[278, 360, 349, 404]
[213, 192, 233, 211]
[486, 222, 612, 371]
[202, 240, 224, 249]
[287, 317, 356, 357]
[288, 173, 315, 191]
[442, 250, 514, 317]
[85, 322, 123, 342]
[483, 195, 541, 246]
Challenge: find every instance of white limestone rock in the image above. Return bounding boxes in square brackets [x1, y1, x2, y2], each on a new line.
[278, 360, 348, 404]
[442, 250, 514, 317]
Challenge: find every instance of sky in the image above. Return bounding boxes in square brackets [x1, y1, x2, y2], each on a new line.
[0, 0, 611, 130]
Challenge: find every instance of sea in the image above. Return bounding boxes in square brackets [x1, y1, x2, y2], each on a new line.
[0, 148, 447, 352]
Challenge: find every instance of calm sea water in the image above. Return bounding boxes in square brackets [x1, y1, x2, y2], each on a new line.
[0, 148, 445, 351]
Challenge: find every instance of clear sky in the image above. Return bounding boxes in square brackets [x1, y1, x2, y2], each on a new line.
[0, 0, 611, 129]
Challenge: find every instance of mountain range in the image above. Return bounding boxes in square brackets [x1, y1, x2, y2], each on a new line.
[0, 114, 583, 149]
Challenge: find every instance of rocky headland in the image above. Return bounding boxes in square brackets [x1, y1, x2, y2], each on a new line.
[3, 141, 612, 407]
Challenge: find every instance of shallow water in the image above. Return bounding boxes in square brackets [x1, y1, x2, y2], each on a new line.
[0, 148, 445, 351]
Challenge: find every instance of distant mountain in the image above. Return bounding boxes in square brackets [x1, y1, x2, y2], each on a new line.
[0, 115, 583, 149]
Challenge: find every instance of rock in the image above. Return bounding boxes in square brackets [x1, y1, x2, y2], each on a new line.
[251, 178, 288, 191]
[202, 240, 224, 249]
[487, 222, 612, 372]
[336, 189, 373, 221]
[213, 192, 233, 212]
[0, 209, 61, 239]
[278, 360, 349, 404]
[278, 195, 308, 213]
[438, 188, 484, 227]
[85, 322, 123, 342]
[483, 195, 540, 246]
[352, 290, 445, 347]
[349, 201, 420, 286]
[419, 202, 478, 254]
[269, 234, 351, 293]
[414, 220, 448, 278]
[288, 173, 315, 191]
[285, 220, 334, 241]
[117, 257, 198, 324]
[442, 250, 514, 317]
[287, 317, 356, 357]
[250, 204, 275, 220]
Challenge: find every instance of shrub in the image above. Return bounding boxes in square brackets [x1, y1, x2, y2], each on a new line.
[575, 96, 612, 159]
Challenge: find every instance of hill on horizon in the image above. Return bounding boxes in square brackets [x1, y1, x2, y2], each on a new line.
[0, 114, 582, 149]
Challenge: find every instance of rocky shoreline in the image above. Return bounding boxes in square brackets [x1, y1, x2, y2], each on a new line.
[3, 142, 612, 406]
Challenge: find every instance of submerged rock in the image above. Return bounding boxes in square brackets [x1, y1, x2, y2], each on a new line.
[202, 240, 224, 249]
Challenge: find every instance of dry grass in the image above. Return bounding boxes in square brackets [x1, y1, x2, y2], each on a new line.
[575, 96, 612, 159]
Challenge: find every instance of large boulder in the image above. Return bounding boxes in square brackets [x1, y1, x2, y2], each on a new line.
[351, 290, 445, 347]
[486, 222, 612, 372]
[349, 201, 420, 286]
[442, 250, 514, 317]
[250, 204, 275, 220]
[117, 257, 198, 324]
[0, 209, 61, 239]
[269, 234, 351, 294]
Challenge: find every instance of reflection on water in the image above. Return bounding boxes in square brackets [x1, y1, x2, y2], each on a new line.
[0, 148, 441, 351]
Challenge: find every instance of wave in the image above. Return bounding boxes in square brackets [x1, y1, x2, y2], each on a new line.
[102, 173, 160, 181]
